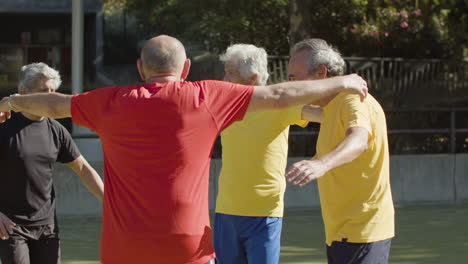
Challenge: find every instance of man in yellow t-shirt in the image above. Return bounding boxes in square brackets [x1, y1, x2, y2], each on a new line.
[286, 39, 394, 264]
[214, 44, 321, 264]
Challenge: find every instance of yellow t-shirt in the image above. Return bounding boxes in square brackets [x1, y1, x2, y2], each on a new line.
[316, 93, 394, 245]
[216, 105, 308, 217]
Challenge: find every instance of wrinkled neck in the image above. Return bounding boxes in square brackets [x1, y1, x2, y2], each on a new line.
[146, 74, 181, 83]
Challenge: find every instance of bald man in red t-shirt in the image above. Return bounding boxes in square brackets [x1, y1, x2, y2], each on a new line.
[0, 35, 368, 264]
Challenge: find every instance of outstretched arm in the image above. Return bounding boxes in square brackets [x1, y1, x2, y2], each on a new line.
[0, 93, 72, 122]
[246, 74, 367, 113]
[285, 126, 369, 186]
[66, 155, 104, 201]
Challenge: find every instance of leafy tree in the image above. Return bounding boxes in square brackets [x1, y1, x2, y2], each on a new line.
[103, 0, 466, 59]
[290, 0, 467, 58]
[104, 0, 290, 55]
[346, 0, 468, 58]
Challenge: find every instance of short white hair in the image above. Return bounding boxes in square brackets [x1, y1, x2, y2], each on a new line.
[290, 39, 345, 77]
[220, 44, 269, 85]
[18, 62, 62, 92]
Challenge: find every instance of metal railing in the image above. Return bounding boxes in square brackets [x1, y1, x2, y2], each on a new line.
[73, 57, 468, 154]
[73, 108, 468, 154]
[289, 107, 468, 154]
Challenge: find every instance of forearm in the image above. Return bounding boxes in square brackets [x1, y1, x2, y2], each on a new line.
[249, 77, 344, 112]
[247, 74, 367, 112]
[270, 77, 344, 107]
[68, 156, 104, 201]
[316, 128, 368, 171]
[79, 165, 104, 201]
[9, 93, 72, 118]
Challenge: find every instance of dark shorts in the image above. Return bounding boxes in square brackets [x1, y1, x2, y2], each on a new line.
[0, 223, 60, 264]
[326, 238, 392, 264]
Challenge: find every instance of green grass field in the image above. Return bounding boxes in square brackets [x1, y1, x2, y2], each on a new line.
[59, 205, 468, 264]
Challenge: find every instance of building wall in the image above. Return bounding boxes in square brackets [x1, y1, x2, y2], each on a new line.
[0, 0, 103, 87]
[0, 0, 101, 14]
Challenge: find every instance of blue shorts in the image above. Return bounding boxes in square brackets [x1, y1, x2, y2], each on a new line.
[326, 238, 392, 264]
[213, 213, 283, 264]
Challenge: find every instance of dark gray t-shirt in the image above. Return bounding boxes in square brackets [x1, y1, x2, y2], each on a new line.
[0, 112, 80, 226]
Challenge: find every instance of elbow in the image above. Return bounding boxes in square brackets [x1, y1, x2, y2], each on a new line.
[358, 140, 368, 155]
[46, 107, 63, 119]
[271, 86, 292, 109]
[47, 108, 59, 119]
[275, 94, 291, 109]
[48, 103, 69, 119]
[48, 94, 71, 119]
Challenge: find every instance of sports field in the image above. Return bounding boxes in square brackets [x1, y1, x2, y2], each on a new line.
[59, 205, 468, 264]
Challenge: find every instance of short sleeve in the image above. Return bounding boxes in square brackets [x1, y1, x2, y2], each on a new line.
[282, 105, 308, 127]
[199, 80, 254, 132]
[56, 124, 81, 163]
[339, 94, 373, 138]
[71, 86, 118, 133]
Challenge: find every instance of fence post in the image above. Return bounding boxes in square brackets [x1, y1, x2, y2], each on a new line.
[450, 109, 456, 153]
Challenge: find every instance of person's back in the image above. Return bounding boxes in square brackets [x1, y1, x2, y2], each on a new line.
[72, 80, 253, 263]
[218, 108, 305, 216]
[214, 44, 311, 264]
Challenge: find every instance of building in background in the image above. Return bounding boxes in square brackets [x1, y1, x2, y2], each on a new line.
[0, 0, 103, 89]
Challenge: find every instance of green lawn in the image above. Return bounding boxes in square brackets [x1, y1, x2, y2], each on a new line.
[59, 205, 468, 264]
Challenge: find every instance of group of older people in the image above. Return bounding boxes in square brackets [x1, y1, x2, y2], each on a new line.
[0, 34, 392, 264]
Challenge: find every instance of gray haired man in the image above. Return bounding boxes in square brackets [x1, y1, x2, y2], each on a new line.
[214, 44, 322, 264]
[0, 63, 104, 264]
[286, 39, 394, 264]
[0, 35, 368, 264]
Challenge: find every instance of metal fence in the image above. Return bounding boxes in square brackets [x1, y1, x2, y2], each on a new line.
[268, 56, 468, 155]
[73, 57, 468, 155]
[288, 107, 468, 155]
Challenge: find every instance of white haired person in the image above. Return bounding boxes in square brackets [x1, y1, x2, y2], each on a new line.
[214, 44, 323, 264]
[0, 36, 367, 264]
[286, 39, 394, 264]
[0, 63, 104, 264]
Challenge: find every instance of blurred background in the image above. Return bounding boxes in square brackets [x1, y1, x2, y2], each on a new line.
[0, 0, 467, 263]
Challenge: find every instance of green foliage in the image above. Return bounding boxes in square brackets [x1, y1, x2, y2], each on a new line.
[289, 0, 367, 54]
[289, 0, 466, 58]
[104, 0, 290, 55]
[344, 0, 468, 58]
[103, 0, 466, 59]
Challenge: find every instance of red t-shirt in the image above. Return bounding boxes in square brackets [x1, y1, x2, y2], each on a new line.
[71, 80, 253, 264]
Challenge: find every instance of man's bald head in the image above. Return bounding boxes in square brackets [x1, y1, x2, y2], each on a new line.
[140, 35, 187, 76]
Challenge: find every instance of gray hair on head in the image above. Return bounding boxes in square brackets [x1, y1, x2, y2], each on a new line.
[18, 62, 62, 92]
[290, 39, 345, 77]
[220, 44, 269, 85]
